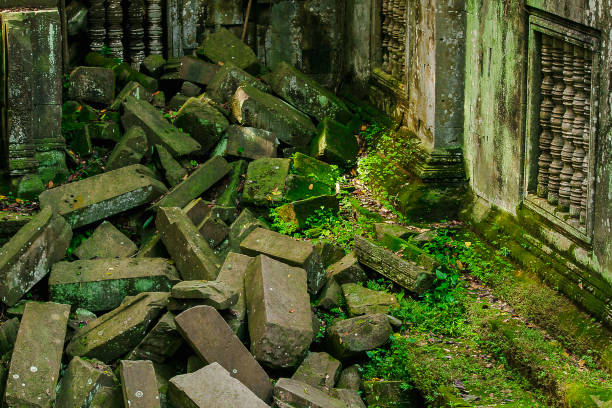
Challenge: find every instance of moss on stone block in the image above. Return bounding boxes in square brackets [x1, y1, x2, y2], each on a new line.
[16, 174, 44, 200]
[216, 159, 247, 207]
[275, 195, 339, 229]
[396, 181, 468, 222]
[208, 62, 271, 104]
[310, 118, 358, 168]
[243, 158, 291, 206]
[173, 97, 229, 154]
[196, 28, 259, 74]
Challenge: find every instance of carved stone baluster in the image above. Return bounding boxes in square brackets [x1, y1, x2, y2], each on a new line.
[381, 0, 390, 73]
[537, 35, 554, 198]
[580, 50, 592, 224]
[570, 45, 586, 219]
[88, 0, 106, 52]
[127, 0, 146, 68]
[146, 0, 163, 56]
[106, 0, 124, 59]
[547, 38, 564, 205]
[559, 41, 575, 212]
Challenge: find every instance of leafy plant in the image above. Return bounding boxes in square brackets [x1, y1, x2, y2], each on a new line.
[362, 334, 415, 391]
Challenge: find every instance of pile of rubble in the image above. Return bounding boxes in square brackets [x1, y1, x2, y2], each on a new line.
[0, 29, 436, 407]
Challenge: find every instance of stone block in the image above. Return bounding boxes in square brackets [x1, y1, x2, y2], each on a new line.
[317, 279, 342, 310]
[184, 197, 236, 226]
[105, 126, 149, 170]
[326, 252, 366, 285]
[55, 357, 116, 408]
[341, 283, 399, 317]
[232, 85, 317, 148]
[285, 174, 336, 202]
[223, 125, 278, 160]
[181, 81, 201, 97]
[374, 223, 418, 241]
[241, 228, 325, 293]
[173, 97, 229, 154]
[174, 305, 273, 402]
[292, 352, 342, 390]
[274, 378, 348, 408]
[120, 360, 161, 408]
[337, 364, 362, 390]
[5, 302, 70, 408]
[215, 159, 247, 207]
[156, 207, 221, 280]
[330, 388, 366, 408]
[121, 96, 201, 157]
[216, 252, 252, 339]
[110, 81, 152, 111]
[39, 164, 167, 228]
[228, 208, 268, 252]
[136, 233, 168, 258]
[71, 125, 93, 157]
[155, 144, 187, 187]
[73, 220, 138, 260]
[208, 63, 270, 104]
[89, 386, 123, 408]
[311, 118, 358, 168]
[49, 258, 180, 311]
[0, 318, 19, 356]
[196, 28, 259, 74]
[142, 55, 166, 78]
[275, 195, 340, 229]
[168, 93, 190, 111]
[315, 240, 346, 268]
[0, 206, 71, 306]
[178, 56, 220, 85]
[242, 158, 290, 206]
[196, 215, 229, 248]
[171, 280, 238, 310]
[168, 363, 269, 408]
[154, 156, 231, 209]
[66, 292, 169, 363]
[268, 62, 352, 123]
[88, 120, 122, 143]
[327, 314, 392, 359]
[68, 66, 116, 105]
[126, 312, 183, 363]
[245, 255, 313, 369]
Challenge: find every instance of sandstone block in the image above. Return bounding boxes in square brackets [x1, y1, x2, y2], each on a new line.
[242, 158, 290, 206]
[55, 357, 116, 408]
[274, 378, 348, 408]
[173, 97, 229, 154]
[73, 220, 137, 260]
[68, 66, 115, 105]
[196, 28, 259, 74]
[327, 314, 392, 359]
[105, 126, 149, 171]
[120, 360, 161, 408]
[126, 312, 183, 363]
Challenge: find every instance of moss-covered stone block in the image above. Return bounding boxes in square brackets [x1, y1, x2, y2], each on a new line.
[216, 159, 248, 208]
[243, 158, 290, 206]
[196, 28, 259, 74]
[208, 62, 271, 104]
[141, 54, 166, 78]
[110, 81, 152, 111]
[105, 126, 149, 171]
[173, 97, 229, 154]
[341, 283, 399, 317]
[15, 174, 45, 200]
[155, 144, 187, 187]
[74, 220, 137, 260]
[396, 181, 468, 221]
[310, 118, 359, 168]
[68, 66, 116, 105]
[275, 194, 339, 229]
[55, 357, 116, 408]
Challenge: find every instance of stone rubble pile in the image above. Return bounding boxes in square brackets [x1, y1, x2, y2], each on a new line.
[0, 28, 436, 407]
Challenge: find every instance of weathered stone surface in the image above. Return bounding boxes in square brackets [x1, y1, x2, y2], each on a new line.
[5, 302, 70, 408]
[241, 228, 325, 293]
[196, 28, 259, 74]
[110, 81, 152, 111]
[66, 292, 169, 362]
[136, 234, 168, 258]
[292, 352, 342, 390]
[55, 357, 116, 408]
[141, 54, 166, 77]
[105, 126, 149, 171]
[120, 360, 161, 408]
[232, 85, 317, 148]
[243, 158, 290, 206]
[276, 195, 340, 229]
[168, 363, 269, 408]
[89, 386, 123, 408]
[154, 156, 231, 209]
[327, 314, 392, 359]
[354, 236, 435, 295]
[274, 378, 348, 408]
[181, 81, 202, 97]
[268, 62, 352, 124]
[245, 255, 313, 369]
[155, 144, 187, 187]
[68, 308, 98, 331]
[315, 241, 346, 269]
[126, 312, 183, 363]
[121, 96, 201, 157]
[0, 206, 71, 306]
[168, 93, 190, 110]
[228, 208, 268, 252]
[337, 364, 362, 391]
[174, 305, 273, 402]
[184, 198, 236, 226]
[49, 258, 179, 311]
[215, 160, 247, 208]
[362, 380, 417, 408]
[329, 389, 366, 408]
[171, 280, 238, 310]
[74, 220, 137, 260]
[68, 66, 115, 105]
[178, 56, 220, 85]
[223, 125, 278, 160]
[317, 279, 342, 310]
[341, 284, 399, 317]
[156, 207, 221, 280]
[326, 252, 366, 285]
[173, 97, 229, 153]
[39, 165, 167, 228]
[374, 223, 417, 241]
[311, 118, 358, 168]
[0, 318, 19, 355]
[196, 215, 229, 248]
[216, 252, 252, 339]
[208, 63, 271, 104]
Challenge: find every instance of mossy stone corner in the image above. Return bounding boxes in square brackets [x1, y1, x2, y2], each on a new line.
[173, 97, 229, 154]
[311, 118, 359, 168]
[196, 28, 260, 75]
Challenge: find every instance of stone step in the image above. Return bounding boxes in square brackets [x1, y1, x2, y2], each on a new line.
[5, 302, 70, 408]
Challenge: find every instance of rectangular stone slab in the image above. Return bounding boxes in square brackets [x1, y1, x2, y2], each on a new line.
[245, 255, 313, 369]
[216, 252, 252, 339]
[274, 378, 348, 408]
[66, 292, 168, 363]
[39, 164, 168, 228]
[154, 156, 231, 209]
[156, 207, 221, 280]
[353, 236, 434, 295]
[5, 302, 70, 408]
[168, 363, 269, 408]
[174, 305, 273, 403]
[240, 227, 325, 293]
[49, 258, 180, 311]
[120, 360, 161, 408]
[0, 206, 71, 306]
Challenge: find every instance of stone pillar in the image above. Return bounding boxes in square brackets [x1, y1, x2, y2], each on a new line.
[165, 0, 206, 59]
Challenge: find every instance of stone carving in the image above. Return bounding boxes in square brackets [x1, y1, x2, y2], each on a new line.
[146, 0, 163, 55]
[381, 0, 406, 82]
[106, 0, 124, 59]
[537, 34, 592, 227]
[88, 0, 106, 53]
[127, 0, 146, 68]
